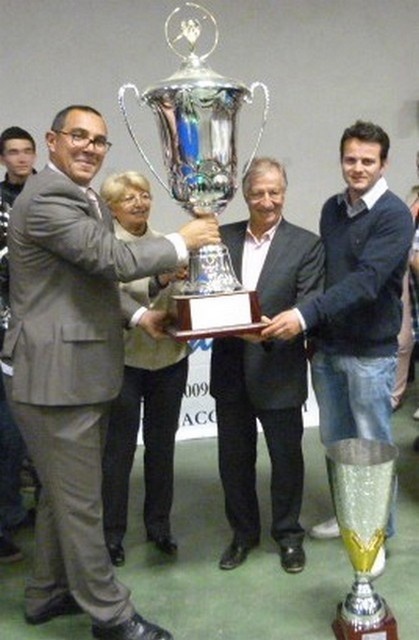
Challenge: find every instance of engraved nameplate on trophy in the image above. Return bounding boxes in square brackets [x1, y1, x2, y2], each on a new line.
[118, 2, 269, 340]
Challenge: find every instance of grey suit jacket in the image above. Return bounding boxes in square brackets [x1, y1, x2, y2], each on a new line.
[210, 218, 325, 410]
[2, 167, 179, 406]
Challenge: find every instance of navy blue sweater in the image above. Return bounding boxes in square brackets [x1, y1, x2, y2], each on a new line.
[298, 189, 413, 356]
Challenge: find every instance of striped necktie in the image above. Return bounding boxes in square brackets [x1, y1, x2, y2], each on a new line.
[86, 187, 102, 220]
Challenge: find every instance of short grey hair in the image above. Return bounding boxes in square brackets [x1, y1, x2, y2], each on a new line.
[242, 157, 288, 196]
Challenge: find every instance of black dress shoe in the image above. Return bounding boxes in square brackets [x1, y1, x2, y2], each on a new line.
[279, 545, 306, 574]
[25, 593, 83, 625]
[92, 612, 173, 640]
[219, 541, 254, 570]
[7, 507, 37, 533]
[107, 543, 125, 567]
[0, 535, 23, 563]
[147, 534, 178, 556]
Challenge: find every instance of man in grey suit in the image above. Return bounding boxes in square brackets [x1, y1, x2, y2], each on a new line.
[1, 105, 220, 640]
[210, 157, 324, 574]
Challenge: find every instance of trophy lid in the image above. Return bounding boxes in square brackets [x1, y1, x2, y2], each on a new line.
[142, 60, 250, 100]
[142, 3, 250, 101]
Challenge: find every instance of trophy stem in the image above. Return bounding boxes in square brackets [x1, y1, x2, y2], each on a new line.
[341, 575, 387, 630]
[334, 583, 398, 640]
[182, 243, 243, 295]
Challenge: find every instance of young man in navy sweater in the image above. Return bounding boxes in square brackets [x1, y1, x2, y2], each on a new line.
[260, 120, 413, 575]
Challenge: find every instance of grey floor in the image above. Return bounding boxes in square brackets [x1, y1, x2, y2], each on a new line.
[1, 389, 419, 640]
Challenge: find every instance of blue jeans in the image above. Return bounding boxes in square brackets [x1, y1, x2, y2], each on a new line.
[311, 351, 397, 536]
[0, 375, 27, 528]
[311, 351, 396, 448]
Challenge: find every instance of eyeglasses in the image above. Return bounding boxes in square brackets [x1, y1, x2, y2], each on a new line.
[119, 192, 152, 206]
[55, 129, 112, 152]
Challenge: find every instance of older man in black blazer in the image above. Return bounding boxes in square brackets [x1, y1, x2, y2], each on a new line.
[210, 157, 324, 573]
[2, 105, 219, 640]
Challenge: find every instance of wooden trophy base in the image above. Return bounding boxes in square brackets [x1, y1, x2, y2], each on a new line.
[332, 603, 399, 640]
[166, 289, 264, 341]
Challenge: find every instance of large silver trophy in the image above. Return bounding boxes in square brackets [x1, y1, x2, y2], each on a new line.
[326, 438, 399, 640]
[118, 2, 269, 340]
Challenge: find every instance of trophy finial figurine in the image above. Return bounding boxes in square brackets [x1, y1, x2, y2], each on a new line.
[171, 18, 201, 51]
[165, 3, 217, 62]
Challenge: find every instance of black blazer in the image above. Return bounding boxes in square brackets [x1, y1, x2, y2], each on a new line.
[210, 218, 324, 410]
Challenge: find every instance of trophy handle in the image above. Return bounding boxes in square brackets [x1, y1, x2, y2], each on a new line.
[242, 82, 270, 175]
[118, 83, 171, 195]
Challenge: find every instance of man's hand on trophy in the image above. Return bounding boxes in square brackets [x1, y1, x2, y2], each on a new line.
[173, 265, 188, 280]
[260, 310, 303, 341]
[158, 265, 189, 288]
[241, 333, 264, 343]
[179, 215, 220, 250]
[138, 308, 170, 340]
[240, 316, 271, 343]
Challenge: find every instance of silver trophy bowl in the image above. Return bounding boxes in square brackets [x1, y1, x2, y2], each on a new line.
[118, 2, 269, 296]
[326, 438, 398, 633]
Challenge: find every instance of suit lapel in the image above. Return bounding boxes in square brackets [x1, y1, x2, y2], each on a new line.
[42, 167, 113, 230]
[226, 223, 247, 281]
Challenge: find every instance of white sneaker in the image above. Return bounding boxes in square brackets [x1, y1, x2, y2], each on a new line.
[369, 546, 386, 579]
[413, 408, 419, 420]
[309, 517, 341, 539]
